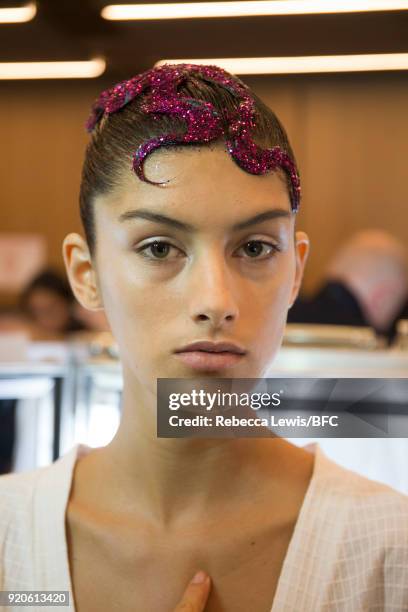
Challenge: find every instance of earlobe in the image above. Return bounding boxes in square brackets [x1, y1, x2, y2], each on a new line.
[289, 231, 310, 308]
[296, 232, 310, 267]
[62, 233, 103, 311]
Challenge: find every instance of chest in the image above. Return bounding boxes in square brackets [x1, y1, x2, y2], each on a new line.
[66, 508, 296, 612]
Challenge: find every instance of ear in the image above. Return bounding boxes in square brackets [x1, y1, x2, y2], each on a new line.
[62, 233, 103, 310]
[288, 230, 310, 309]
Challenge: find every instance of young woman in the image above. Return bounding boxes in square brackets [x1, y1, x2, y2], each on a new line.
[0, 63, 407, 612]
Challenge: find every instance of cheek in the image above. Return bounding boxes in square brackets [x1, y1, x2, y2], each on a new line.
[250, 260, 294, 352]
[256, 290, 290, 344]
[254, 258, 294, 317]
[96, 260, 179, 356]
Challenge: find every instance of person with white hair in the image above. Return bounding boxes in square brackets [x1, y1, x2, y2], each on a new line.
[288, 229, 408, 343]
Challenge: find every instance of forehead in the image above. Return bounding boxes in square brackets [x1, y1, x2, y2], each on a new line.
[98, 144, 292, 228]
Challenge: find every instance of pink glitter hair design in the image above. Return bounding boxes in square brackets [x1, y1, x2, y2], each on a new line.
[86, 63, 301, 212]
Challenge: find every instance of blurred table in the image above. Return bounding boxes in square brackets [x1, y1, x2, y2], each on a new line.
[270, 345, 408, 377]
[0, 361, 69, 470]
[0, 339, 407, 493]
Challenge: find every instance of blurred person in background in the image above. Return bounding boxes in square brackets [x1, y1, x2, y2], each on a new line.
[0, 270, 86, 474]
[394, 290, 408, 331]
[19, 268, 87, 339]
[0, 272, 110, 475]
[288, 229, 408, 344]
[0, 270, 109, 340]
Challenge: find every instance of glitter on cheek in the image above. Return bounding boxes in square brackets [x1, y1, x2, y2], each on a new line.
[85, 64, 301, 212]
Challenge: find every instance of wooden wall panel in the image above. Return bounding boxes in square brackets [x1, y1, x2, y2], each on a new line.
[250, 73, 408, 294]
[0, 82, 97, 276]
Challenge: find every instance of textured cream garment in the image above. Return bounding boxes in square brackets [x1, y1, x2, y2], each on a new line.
[0, 442, 407, 612]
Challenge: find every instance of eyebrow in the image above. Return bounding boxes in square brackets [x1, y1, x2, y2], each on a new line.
[118, 207, 291, 231]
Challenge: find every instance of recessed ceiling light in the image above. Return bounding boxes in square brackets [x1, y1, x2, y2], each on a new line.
[155, 54, 408, 74]
[0, 58, 106, 79]
[102, 0, 408, 20]
[0, 2, 36, 24]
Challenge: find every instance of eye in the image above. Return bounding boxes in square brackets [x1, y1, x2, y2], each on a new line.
[236, 240, 280, 260]
[136, 240, 183, 261]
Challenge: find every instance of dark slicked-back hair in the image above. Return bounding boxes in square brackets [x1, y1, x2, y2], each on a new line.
[80, 67, 299, 255]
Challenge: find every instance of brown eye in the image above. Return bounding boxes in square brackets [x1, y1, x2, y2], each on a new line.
[149, 241, 170, 258]
[136, 240, 182, 261]
[238, 241, 279, 260]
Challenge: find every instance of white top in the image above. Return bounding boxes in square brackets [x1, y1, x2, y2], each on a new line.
[0, 442, 408, 611]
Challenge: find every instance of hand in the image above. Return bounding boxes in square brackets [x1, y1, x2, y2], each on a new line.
[173, 570, 211, 611]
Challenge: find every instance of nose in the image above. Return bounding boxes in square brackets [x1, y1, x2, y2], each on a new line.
[189, 249, 239, 328]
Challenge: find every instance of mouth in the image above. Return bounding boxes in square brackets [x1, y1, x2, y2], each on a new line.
[173, 340, 247, 371]
[174, 340, 246, 355]
[173, 350, 245, 370]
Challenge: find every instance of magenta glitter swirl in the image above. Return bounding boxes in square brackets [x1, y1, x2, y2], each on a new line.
[86, 63, 301, 211]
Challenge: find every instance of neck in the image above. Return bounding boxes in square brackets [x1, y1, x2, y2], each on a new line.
[99, 372, 288, 527]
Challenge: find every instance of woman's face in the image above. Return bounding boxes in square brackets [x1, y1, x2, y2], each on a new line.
[64, 145, 309, 388]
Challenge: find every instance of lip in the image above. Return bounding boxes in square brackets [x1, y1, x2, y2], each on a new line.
[174, 350, 245, 371]
[173, 340, 247, 371]
[174, 340, 246, 355]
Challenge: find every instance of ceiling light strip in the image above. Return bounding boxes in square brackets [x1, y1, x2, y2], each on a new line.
[155, 54, 408, 74]
[0, 2, 36, 24]
[0, 58, 106, 79]
[102, 0, 408, 20]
